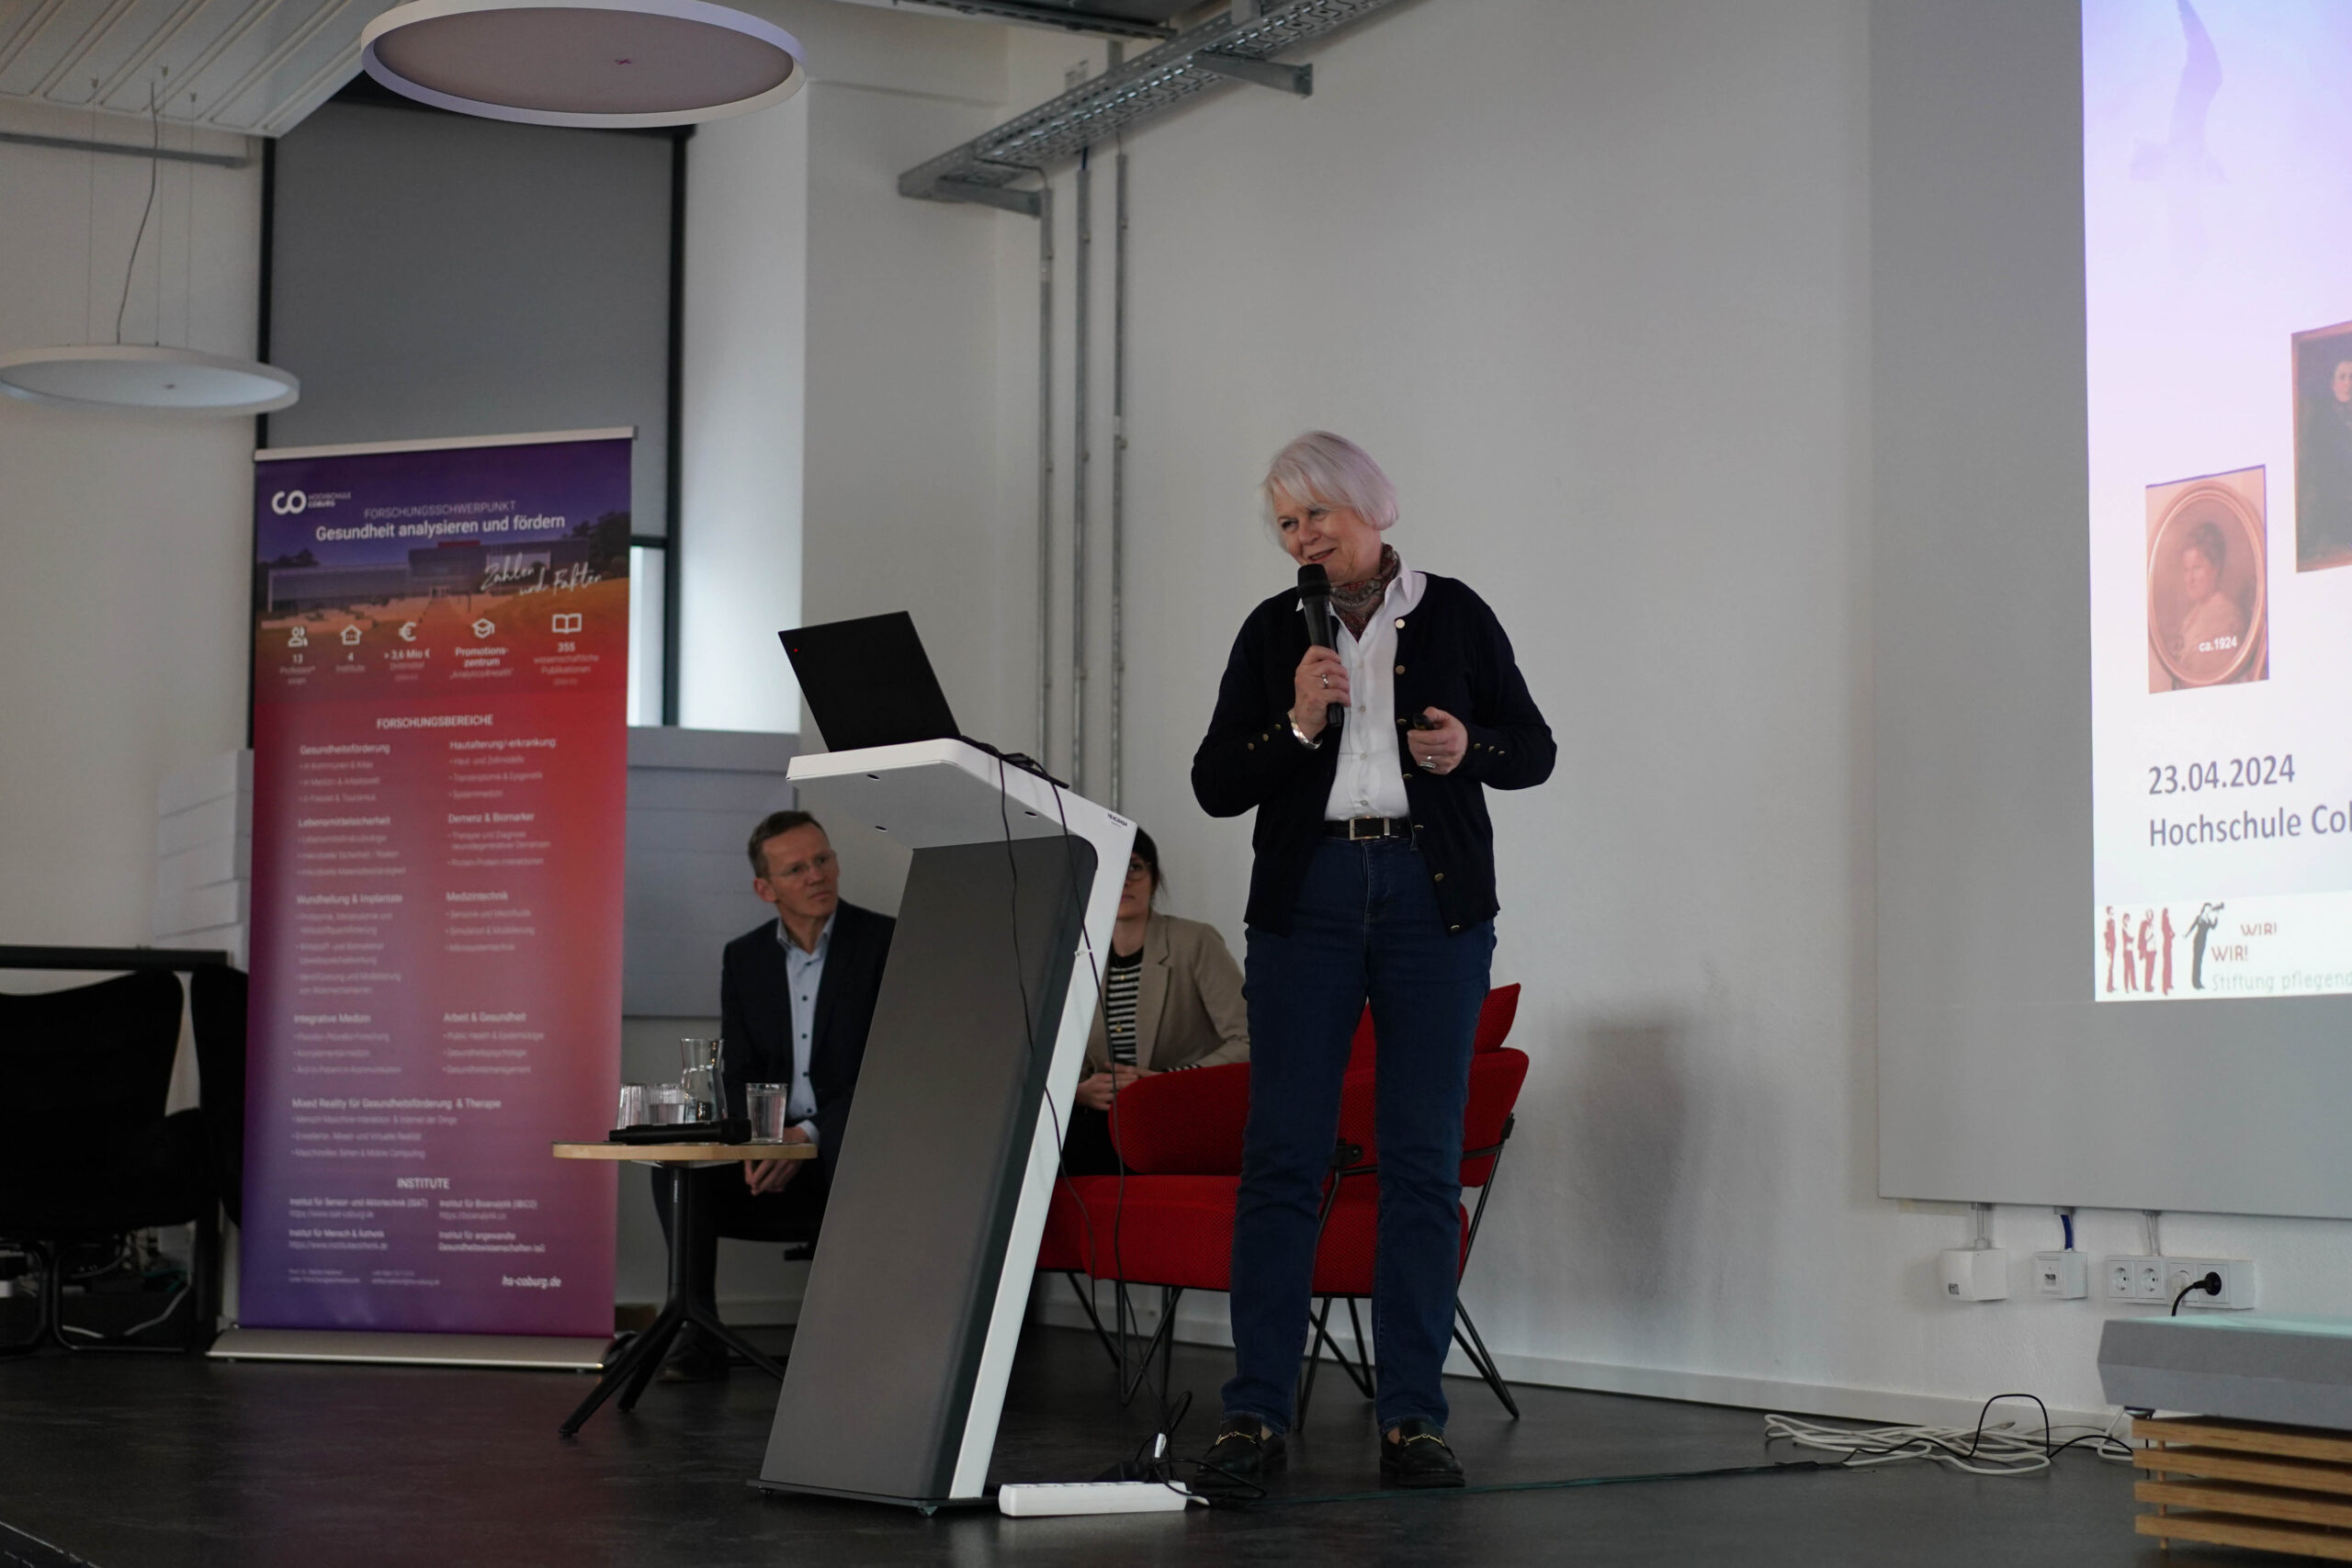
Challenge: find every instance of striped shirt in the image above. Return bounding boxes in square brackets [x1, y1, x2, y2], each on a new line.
[1102, 948, 1144, 1067]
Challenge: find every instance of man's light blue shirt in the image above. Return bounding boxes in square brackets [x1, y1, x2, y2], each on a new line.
[775, 911, 833, 1145]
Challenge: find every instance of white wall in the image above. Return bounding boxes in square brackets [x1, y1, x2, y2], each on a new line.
[687, 0, 1021, 908]
[0, 100, 261, 953]
[680, 94, 808, 734]
[888, 0, 2352, 1425]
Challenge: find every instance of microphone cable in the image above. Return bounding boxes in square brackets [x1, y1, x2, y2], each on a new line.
[992, 753, 1171, 1441]
[1044, 774, 1174, 1438]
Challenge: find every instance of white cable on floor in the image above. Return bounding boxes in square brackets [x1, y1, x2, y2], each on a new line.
[1763, 1406, 2134, 1476]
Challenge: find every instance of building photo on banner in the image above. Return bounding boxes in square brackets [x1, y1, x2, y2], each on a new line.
[15, 0, 2352, 1564]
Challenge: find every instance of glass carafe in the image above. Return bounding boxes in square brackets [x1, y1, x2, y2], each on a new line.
[678, 1037, 727, 1122]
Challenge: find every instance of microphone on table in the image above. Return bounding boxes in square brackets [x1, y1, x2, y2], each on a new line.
[1297, 563, 1344, 732]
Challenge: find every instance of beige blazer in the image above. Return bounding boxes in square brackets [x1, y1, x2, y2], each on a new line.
[1081, 911, 1250, 1076]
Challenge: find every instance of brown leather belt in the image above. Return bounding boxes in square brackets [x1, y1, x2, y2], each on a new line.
[1324, 817, 1412, 840]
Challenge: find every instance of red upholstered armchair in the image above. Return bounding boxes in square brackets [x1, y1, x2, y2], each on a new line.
[1303, 1042, 1528, 1418]
[1035, 1064, 1251, 1403]
[1037, 984, 1528, 1416]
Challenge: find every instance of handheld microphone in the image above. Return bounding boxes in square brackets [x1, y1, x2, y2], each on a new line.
[1296, 564, 1344, 732]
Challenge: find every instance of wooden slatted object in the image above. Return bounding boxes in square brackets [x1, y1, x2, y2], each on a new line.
[2135, 1416, 2352, 1558]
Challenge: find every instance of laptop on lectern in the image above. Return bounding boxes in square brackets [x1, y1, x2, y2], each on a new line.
[780, 612, 962, 752]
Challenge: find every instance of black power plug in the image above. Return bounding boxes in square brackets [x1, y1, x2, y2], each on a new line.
[2170, 1271, 2224, 1316]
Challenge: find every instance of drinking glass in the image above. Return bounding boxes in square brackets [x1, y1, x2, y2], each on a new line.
[614, 1083, 649, 1130]
[646, 1085, 694, 1125]
[679, 1037, 727, 1122]
[743, 1083, 790, 1143]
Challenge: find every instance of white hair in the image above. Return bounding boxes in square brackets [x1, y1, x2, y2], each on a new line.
[1262, 431, 1399, 532]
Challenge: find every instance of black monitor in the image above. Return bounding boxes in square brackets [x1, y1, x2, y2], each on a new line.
[780, 612, 962, 753]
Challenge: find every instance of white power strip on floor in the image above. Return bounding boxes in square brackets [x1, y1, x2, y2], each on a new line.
[997, 1482, 1201, 1517]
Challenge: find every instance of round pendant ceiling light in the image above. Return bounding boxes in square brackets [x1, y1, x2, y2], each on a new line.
[0, 344, 300, 416]
[362, 0, 806, 129]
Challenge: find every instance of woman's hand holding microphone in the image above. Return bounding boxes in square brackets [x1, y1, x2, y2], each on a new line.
[1291, 648, 1350, 742]
[1291, 647, 1467, 773]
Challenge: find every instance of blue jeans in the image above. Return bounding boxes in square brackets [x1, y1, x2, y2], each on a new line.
[1223, 837, 1494, 1434]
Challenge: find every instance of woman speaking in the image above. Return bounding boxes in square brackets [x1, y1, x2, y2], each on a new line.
[1191, 432, 1554, 1490]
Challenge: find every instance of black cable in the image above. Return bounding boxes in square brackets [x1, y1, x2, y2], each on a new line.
[2049, 1429, 2135, 1461]
[1963, 1392, 2050, 1462]
[1768, 1393, 2135, 1473]
[993, 753, 1037, 1064]
[1045, 779, 1180, 1445]
[994, 754, 1123, 1405]
[1204, 1459, 1842, 1510]
[2171, 1272, 2222, 1315]
[1012, 769, 1191, 1459]
[115, 85, 161, 344]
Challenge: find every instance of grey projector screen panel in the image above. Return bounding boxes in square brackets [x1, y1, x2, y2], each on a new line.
[757, 835, 1091, 1506]
[1871, 0, 2352, 1218]
[266, 100, 673, 536]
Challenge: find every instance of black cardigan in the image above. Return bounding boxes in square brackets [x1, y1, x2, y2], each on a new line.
[1191, 571, 1555, 935]
[718, 900, 895, 1187]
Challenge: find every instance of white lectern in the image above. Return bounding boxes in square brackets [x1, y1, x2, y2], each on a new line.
[752, 739, 1133, 1511]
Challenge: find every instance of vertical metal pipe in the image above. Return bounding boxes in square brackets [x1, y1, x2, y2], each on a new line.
[249, 132, 277, 750]
[1109, 149, 1128, 812]
[1071, 149, 1091, 795]
[662, 128, 689, 728]
[1035, 183, 1055, 761]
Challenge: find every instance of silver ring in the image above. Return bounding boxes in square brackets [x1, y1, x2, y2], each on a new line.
[1418, 757, 1437, 772]
[1319, 675, 1329, 689]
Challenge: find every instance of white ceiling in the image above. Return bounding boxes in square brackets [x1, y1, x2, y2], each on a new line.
[0, 0, 398, 139]
[0, 0, 1177, 142]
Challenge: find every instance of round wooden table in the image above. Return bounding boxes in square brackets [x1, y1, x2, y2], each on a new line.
[550, 1138, 816, 1436]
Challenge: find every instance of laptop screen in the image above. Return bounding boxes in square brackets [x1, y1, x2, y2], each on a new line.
[779, 612, 962, 753]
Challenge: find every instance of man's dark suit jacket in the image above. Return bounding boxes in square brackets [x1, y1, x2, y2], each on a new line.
[718, 901, 895, 1187]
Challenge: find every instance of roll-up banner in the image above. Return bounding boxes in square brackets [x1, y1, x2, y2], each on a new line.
[240, 430, 630, 1344]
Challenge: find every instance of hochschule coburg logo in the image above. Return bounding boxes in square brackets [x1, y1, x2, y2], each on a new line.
[269, 490, 308, 515]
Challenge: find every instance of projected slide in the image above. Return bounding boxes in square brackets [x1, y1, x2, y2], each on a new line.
[2086, 1, 2352, 1000]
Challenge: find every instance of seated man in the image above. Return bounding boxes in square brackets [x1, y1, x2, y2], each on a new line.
[652, 808, 894, 1381]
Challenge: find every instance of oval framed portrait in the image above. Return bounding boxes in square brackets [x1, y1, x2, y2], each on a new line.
[2147, 479, 2266, 689]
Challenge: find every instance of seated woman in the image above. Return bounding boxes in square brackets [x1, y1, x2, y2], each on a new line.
[1061, 827, 1250, 1176]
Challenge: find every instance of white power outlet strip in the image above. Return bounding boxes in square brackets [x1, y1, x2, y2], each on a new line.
[998, 1482, 1199, 1517]
[2102, 1255, 2256, 1309]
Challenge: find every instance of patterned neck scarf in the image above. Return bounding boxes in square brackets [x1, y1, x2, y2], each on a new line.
[1328, 545, 1402, 638]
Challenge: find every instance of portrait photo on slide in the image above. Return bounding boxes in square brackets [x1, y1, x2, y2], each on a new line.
[2146, 466, 2267, 694]
[2293, 319, 2352, 572]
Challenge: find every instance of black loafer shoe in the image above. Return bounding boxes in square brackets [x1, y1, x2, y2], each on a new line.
[656, 1326, 732, 1383]
[1380, 1418, 1464, 1488]
[1194, 1417, 1285, 1494]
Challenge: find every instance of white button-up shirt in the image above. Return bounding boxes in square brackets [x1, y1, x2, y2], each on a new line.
[1323, 557, 1425, 821]
[775, 911, 832, 1144]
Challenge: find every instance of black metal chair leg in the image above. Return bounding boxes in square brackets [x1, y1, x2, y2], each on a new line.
[1117, 1290, 1180, 1408]
[1112, 1281, 1137, 1404]
[1064, 1271, 1121, 1369]
[41, 1246, 71, 1352]
[1155, 1288, 1181, 1409]
[1453, 1301, 1519, 1418]
[1303, 1294, 1377, 1408]
[1343, 1297, 1376, 1397]
[1296, 1296, 1336, 1421]
[0, 1242, 50, 1355]
[188, 1206, 220, 1354]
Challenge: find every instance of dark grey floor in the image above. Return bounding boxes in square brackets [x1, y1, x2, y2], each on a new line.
[0, 1325, 2195, 1566]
